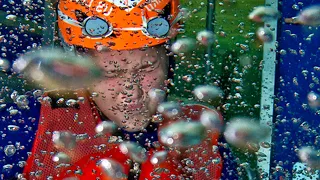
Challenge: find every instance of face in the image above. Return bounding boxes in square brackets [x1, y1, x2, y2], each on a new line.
[86, 45, 169, 132]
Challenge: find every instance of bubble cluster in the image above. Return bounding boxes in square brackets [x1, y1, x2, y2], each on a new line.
[15, 95, 29, 109]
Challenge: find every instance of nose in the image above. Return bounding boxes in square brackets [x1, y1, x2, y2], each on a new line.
[121, 76, 143, 102]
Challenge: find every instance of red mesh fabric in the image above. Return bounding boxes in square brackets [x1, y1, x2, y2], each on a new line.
[57, 145, 132, 180]
[23, 89, 110, 179]
[139, 148, 184, 180]
[183, 139, 223, 180]
[23, 92, 223, 180]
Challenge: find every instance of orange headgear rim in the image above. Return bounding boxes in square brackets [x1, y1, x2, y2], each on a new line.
[57, 0, 181, 50]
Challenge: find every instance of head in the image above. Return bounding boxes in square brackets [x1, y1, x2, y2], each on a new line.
[57, 0, 180, 132]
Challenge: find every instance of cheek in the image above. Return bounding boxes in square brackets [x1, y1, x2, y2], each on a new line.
[91, 80, 119, 98]
[141, 70, 167, 90]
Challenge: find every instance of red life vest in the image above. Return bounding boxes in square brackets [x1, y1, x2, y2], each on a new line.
[23, 89, 223, 179]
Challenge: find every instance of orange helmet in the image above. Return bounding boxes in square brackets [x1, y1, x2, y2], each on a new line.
[57, 0, 181, 51]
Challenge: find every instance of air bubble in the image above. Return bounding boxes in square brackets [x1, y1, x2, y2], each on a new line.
[157, 102, 181, 119]
[97, 158, 127, 179]
[7, 125, 20, 131]
[200, 110, 223, 133]
[159, 121, 207, 148]
[6, 14, 17, 21]
[248, 6, 280, 22]
[224, 117, 271, 151]
[171, 38, 196, 54]
[296, 5, 320, 26]
[52, 152, 71, 164]
[4, 145, 16, 157]
[52, 131, 77, 150]
[148, 88, 166, 103]
[0, 58, 10, 71]
[33, 89, 43, 97]
[307, 91, 320, 110]
[150, 151, 168, 165]
[196, 30, 215, 46]
[13, 48, 103, 89]
[298, 146, 320, 170]
[119, 141, 147, 163]
[292, 4, 300, 11]
[95, 121, 117, 135]
[256, 27, 273, 43]
[193, 85, 223, 102]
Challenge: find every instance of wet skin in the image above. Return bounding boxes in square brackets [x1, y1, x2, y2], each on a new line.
[86, 45, 169, 132]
